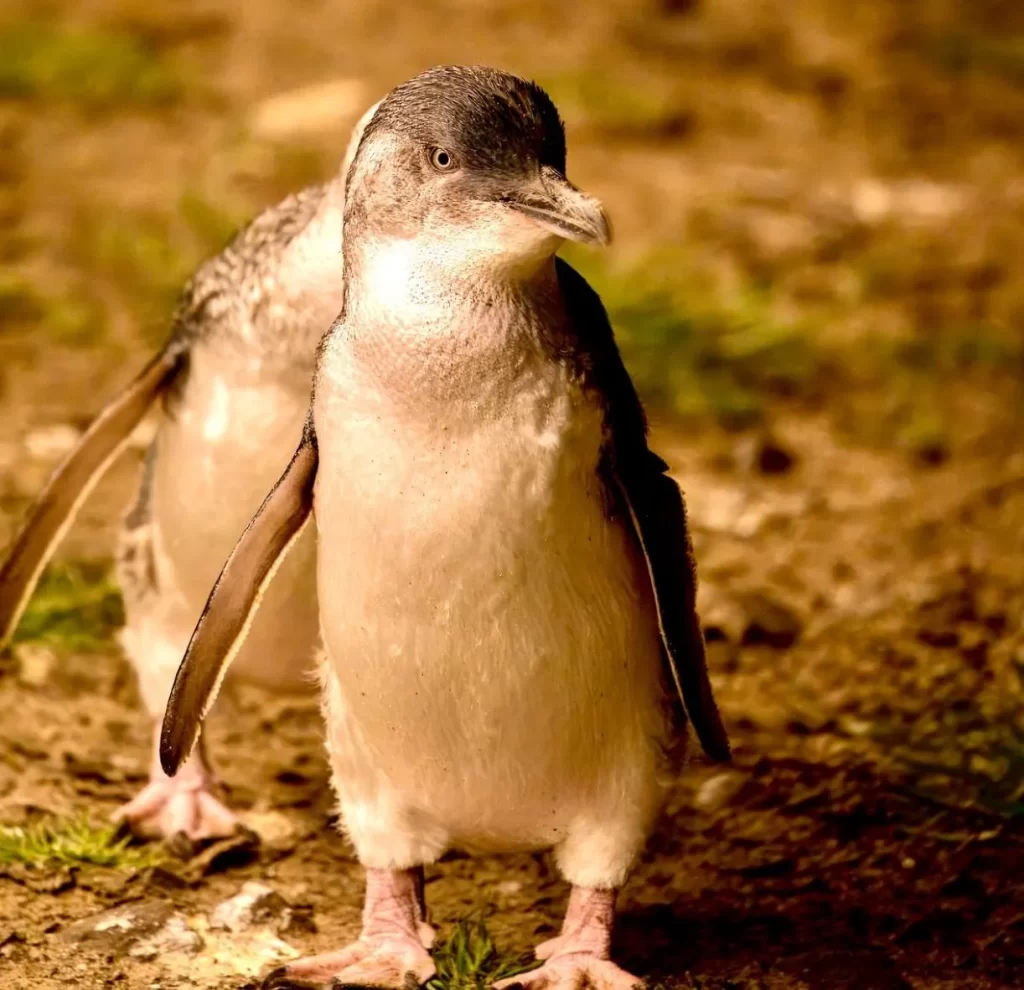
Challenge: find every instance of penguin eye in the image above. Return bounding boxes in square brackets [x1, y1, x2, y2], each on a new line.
[430, 148, 457, 172]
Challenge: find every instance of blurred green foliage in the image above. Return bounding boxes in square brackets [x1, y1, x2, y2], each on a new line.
[0, 272, 107, 347]
[0, 815, 162, 869]
[926, 32, 1024, 84]
[83, 194, 239, 345]
[564, 246, 1023, 446]
[13, 561, 124, 652]
[179, 190, 242, 253]
[544, 71, 692, 138]
[565, 246, 819, 429]
[0, 22, 180, 110]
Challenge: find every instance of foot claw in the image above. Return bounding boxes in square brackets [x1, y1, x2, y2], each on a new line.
[262, 967, 322, 990]
[262, 969, 317, 990]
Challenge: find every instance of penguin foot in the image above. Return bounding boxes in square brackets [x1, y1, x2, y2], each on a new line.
[112, 754, 237, 844]
[261, 934, 436, 990]
[493, 955, 642, 990]
[493, 886, 642, 990]
[263, 867, 436, 990]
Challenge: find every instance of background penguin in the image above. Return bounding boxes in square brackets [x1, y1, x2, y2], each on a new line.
[0, 101, 379, 843]
[162, 66, 729, 990]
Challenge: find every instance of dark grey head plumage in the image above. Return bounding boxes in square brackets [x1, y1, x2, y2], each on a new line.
[344, 65, 608, 249]
[365, 65, 567, 176]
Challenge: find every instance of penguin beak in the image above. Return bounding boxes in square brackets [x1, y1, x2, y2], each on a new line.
[504, 165, 611, 247]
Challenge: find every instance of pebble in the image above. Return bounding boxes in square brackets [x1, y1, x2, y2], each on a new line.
[128, 914, 203, 961]
[695, 772, 746, 811]
[62, 902, 199, 958]
[211, 882, 290, 934]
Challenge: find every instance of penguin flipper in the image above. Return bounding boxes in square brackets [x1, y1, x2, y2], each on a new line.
[159, 420, 319, 776]
[0, 348, 183, 650]
[612, 457, 731, 763]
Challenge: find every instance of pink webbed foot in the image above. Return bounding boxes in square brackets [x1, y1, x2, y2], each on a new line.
[494, 887, 642, 990]
[263, 867, 437, 990]
[111, 744, 237, 845]
[495, 956, 641, 990]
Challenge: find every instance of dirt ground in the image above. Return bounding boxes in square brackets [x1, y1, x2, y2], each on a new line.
[1, 1, 1022, 988]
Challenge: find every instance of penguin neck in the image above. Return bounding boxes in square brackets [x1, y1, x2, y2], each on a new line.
[342, 230, 561, 335]
[333, 231, 569, 408]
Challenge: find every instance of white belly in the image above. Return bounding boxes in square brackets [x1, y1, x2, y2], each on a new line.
[149, 343, 320, 691]
[313, 348, 668, 852]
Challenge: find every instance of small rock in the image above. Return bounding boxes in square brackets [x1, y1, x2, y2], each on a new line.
[24, 423, 81, 461]
[62, 901, 174, 955]
[740, 593, 802, 650]
[15, 644, 56, 688]
[249, 79, 369, 141]
[128, 913, 203, 960]
[695, 772, 746, 811]
[211, 882, 290, 934]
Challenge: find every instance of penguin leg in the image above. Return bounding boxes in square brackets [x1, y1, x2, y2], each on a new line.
[262, 867, 436, 990]
[493, 887, 641, 990]
[113, 478, 239, 845]
[496, 794, 655, 990]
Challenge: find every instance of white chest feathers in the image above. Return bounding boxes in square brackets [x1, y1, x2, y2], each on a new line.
[312, 330, 668, 850]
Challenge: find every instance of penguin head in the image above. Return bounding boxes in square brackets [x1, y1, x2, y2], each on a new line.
[343, 66, 610, 270]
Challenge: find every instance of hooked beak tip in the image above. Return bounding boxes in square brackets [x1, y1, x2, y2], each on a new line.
[506, 172, 612, 248]
[589, 212, 613, 248]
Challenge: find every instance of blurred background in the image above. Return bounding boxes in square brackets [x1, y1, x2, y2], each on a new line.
[0, 1, 1022, 987]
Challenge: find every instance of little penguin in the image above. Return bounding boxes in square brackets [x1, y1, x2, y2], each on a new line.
[160, 65, 730, 990]
[0, 100, 379, 843]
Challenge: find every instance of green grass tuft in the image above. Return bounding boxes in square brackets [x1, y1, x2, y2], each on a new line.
[428, 919, 535, 990]
[12, 560, 124, 652]
[0, 815, 162, 870]
[0, 22, 181, 110]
